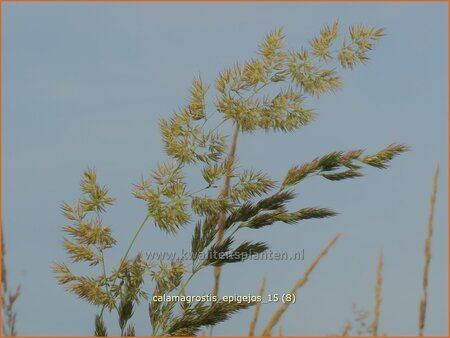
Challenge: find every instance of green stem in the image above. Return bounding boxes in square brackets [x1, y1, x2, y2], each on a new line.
[209, 118, 227, 134]
[99, 248, 120, 313]
[98, 213, 151, 318]
[177, 263, 202, 297]
[121, 213, 151, 267]
[188, 185, 213, 197]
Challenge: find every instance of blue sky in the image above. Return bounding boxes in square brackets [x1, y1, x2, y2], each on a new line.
[2, 2, 448, 336]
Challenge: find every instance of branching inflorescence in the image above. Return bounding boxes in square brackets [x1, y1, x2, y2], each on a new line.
[53, 22, 408, 336]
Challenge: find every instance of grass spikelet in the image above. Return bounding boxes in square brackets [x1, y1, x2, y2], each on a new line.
[261, 233, 341, 336]
[418, 165, 439, 336]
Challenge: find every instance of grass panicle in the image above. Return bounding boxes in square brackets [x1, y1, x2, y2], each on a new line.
[51, 23, 412, 336]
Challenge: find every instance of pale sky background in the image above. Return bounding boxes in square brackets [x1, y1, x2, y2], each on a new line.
[2, 2, 448, 336]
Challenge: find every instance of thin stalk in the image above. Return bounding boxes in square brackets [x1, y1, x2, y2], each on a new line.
[370, 248, 383, 336]
[2, 225, 21, 337]
[120, 213, 151, 268]
[249, 276, 266, 336]
[261, 233, 341, 336]
[189, 185, 213, 197]
[209, 117, 227, 134]
[213, 124, 240, 299]
[419, 165, 439, 336]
